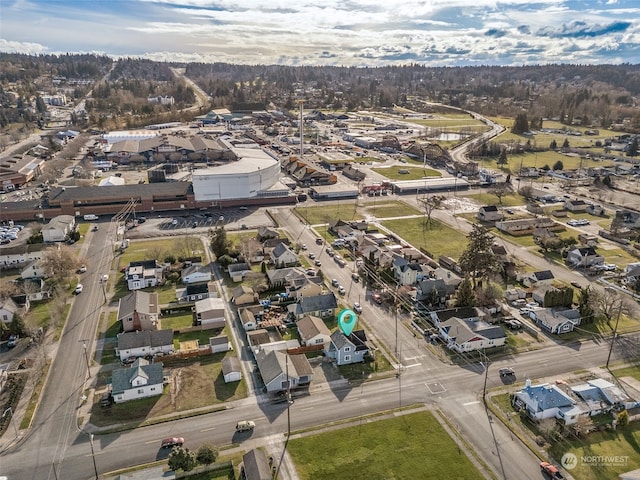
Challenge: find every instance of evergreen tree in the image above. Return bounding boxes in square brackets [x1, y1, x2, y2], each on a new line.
[553, 160, 564, 171]
[562, 138, 570, 148]
[497, 148, 508, 166]
[455, 276, 475, 307]
[627, 137, 638, 157]
[511, 113, 529, 134]
[458, 224, 502, 288]
[578, 286, 595, 324]
[549, 139, 557, 149]
[210, 226, 231, 259]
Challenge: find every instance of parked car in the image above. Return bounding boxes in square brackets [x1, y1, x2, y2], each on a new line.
[161, 437, 184, 448]
[338, 285, 346, 295]
[7, 334, 18, 348]
[92, 225, 99, 231]
[353, 302, 362, 314]
[331, 278, 339, 287]
[351, 273, 360, 282]
[372, 293, 382, 304]
[499, 367, 515, 377]
[519, 307, 532, 315]
[100, 392, 113, 407]
[308, 252, 316, 260]
[235, 420, 255, 432]
[78, 265, 87, 274]
[301, 243, 307, 250]
[314, 259, 322, 267]
[315, 237, 323, 245]
[505, 319, 522, 330]
[74, 284, 84, 294]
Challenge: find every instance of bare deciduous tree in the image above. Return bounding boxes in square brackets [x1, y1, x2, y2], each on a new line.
[41, 245, 80, 285]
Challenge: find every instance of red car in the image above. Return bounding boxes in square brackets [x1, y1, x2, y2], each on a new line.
[161, 437, 184, 448]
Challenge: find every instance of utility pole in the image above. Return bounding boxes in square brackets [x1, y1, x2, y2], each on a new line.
[89, 433, 99, 479]
[606, 293, 623, 369]
[81, 340, 91, 383]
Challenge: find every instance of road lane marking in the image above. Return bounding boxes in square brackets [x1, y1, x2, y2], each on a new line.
[463, 400, 481, 406]
[200, 427, 217, 432]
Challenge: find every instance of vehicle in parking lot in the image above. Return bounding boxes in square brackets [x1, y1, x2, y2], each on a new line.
[74, 284, 84, 294]
[305, 268, 316, 276]
[161, 437, 184, 448]
[519, 307, 532, 315]
[171, 218, 179, 225]
[372, 293, 382, 304]
[239, 206, 248, 211]
[353, 302, 362, 313]
[235, 420, 255, 432]
[499, 368, 515, 377]
[525, 302, 539, 309]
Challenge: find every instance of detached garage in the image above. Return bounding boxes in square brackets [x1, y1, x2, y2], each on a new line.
[222, 356, 242, 383]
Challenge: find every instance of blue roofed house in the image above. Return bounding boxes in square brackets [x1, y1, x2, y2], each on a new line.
[110, 358, 164, 403]
[324, 330, 369, 365]
[529, 308, 582, 334]
[513, 379, 581, 425]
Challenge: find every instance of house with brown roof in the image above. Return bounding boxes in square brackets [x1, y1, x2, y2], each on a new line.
[117, 291, 160, 332]
[296, 315, 331, 347]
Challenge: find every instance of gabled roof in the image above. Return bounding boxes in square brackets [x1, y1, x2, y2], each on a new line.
[111, 358, 164, 395]
[117, 329, 173, 350]
[228, 262, 250, 273]
[296, 315, 330, 341]
[298, 293, 338, 313]
[0, 297, 19, 314]
[181, 264, 210, 277]
[232, 285, 254, 297]
[195, 296, 225, 312]
[517, 382, 576, 412]
[117, 291, 158, 319]
[533, 270, 554, 281]
[185, 283, 209, 295]
[329, 329, 369, 352]
[255, 349, 312, 384]
[222, 356, 241, 375]
[242, 449, 272, 480]
[480, 205, 499, 212]
[271, 242, 296, 260]
[266, 266, 306, 284]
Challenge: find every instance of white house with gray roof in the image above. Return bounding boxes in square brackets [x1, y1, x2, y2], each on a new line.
[438, 317, 506, 353]
[270, 242, 299, 268]
[254, 349, 313, 393]
[42, 215, 75, 243]
[288, 293, 338, 320]
[116, 329, 174, 361]
[110, 358, 164, 403]
[325, 330, 369, 365]
[296, 315, 331, 347]
[117, 290, 159, 332]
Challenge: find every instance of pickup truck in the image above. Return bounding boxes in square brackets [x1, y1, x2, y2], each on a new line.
[540, 462, 564, 479]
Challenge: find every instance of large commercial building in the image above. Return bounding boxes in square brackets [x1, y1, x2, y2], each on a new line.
[192, 147, 289, 201]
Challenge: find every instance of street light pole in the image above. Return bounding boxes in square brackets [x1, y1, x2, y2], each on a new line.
[89, 433, 99, 480]
[82, 341, 91, 382]
[2, 407, 18, 439]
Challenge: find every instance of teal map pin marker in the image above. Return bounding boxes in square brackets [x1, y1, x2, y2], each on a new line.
[337, 308, 357, 336]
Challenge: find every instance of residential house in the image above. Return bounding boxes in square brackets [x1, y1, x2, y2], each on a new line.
[296, 315, 331, 347]
[495, 217, 558, 235]
[270, 243, 299, 268]
[477, 205, 504, 222]
[529, 308, 582, 334]
[209, 335, 231, 353]
[415, 277, 448, 307]
[221, 356, 242, 383]
[126, 260, 163, 291]
[325, 330, 369, 365]
[427, 306, 481, 328]
[257, 226, 279, 241]
[266, 266, 306, 288]
[437, 317, 507, 353]
[513, 379, 580, 424]
[181, 264, 212, 284]
[20, 259, 47, 280]
[288, 293, 338, 320]
[490, 244, 508, 263]
[42, 215, 75, 243]
[392, 256, 421, 286]
[247, 329, 272, 349]
[0, 298, 18, 323]
[521, 270, 555, 288]
[570, 378, 632, 415]
[177, 283, 211, 303]
[586, 204, 605, 216]
[110, 358, 164, 403]
[624, 264, 640, 287]
[565, 199, 588, 212]
[254, 349, 313, 393]
[228, 263, 251, 282]
[578, 233, 598, 246]
[193, 297, 226, 329]
[118, 291, 159, 333]
[13, 278, 52, 301]
[286, 275, 323, 300]
[566, 247, 604, 268]
[241, 449, 272, 480]
[231, 285, 258, 306]
[116, 329, 174, 361]
[0, 243, 45, 270]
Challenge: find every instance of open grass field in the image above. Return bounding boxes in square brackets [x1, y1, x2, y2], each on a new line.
[294, 203, 361, 225]
[380, 217, 468, 260]
[371, 166, 441, 180]
[612, 364, 640, 381]
[287, 410, 484, 480]
[463, 191, 526, 207]
[361, 200, 422, 218]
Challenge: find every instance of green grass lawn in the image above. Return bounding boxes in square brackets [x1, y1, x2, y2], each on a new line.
[287, 410, 484, 480]
[612, 364, 640, 381]
[162, 312, 194, 330]
[463, 191, 526, 207]
[362, 200, 422, 218]
[371, 166, 441, 180]
[294, 203, 361, 225]
[601, 248, 640, 268]
[380, 217, 468, 260]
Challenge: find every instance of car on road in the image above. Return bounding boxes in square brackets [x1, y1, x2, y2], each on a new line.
[331, 278, 339, 287]
[92, 225, 99, 231]
[540, 461, 564, 479]
[74, 284, 84, 294]
[77, 265, 87, 273]
[7, 334, 18, 348]
[161, 437, 184, 448]
[570, 281, 582, 289]
[353, 302, 362, 313]
[315, 238, 323, 245]
[372, 293, 382, 304]
[235, 420, 255, 432]
[505, 208, 514, 214]
[308, 252, 316, 260]
[301, 243, 307, 250]
[314, 259, 322, 267]
[499, 367, 515, 377]
[351, 273, 359, 282]
[338, 285, 346, 295]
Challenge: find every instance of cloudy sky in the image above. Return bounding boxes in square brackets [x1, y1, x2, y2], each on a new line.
[1, 0, 639, 66]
